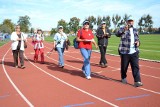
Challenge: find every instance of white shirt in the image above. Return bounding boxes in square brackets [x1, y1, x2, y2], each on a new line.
[128, 28, 136, 54]
[33, 34, 44, 49]
[10, 32, 27, 51]
[53, 32, 67, 48]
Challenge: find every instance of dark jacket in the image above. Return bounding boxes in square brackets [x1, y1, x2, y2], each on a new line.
[96, 27, 111, 46]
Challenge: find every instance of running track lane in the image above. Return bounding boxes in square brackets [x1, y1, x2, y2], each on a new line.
[0, 40, 160, 107]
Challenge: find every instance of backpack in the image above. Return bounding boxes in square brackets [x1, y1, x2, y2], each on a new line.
[73, 29, 82, 49]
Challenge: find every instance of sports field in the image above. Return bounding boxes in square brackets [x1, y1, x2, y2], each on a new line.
[45, 34, 160, 61]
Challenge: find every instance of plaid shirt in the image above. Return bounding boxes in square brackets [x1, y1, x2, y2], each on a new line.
[116, 27, 140, 54]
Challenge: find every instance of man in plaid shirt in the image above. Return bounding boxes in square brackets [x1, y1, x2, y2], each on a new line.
[116, 17, 143, 87]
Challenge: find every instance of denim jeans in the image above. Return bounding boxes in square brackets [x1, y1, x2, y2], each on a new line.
[57, 47, 65, 66]
[80, 48, 92, 77]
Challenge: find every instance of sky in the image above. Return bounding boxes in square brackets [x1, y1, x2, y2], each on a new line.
[0, 0, 160, 31]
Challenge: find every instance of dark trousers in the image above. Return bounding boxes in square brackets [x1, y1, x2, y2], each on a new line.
[99, 45, 107, 64]
[12, 50, 24, 66]
[120, 52, 141, 82]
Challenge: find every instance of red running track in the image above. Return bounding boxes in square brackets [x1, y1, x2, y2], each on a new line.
[0, 40, 160, 107]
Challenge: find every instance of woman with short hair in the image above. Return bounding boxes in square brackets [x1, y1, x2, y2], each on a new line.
[10, 25, 27, 69]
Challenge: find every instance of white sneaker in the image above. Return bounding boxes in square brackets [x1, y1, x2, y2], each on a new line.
[86, 76, 91, 80]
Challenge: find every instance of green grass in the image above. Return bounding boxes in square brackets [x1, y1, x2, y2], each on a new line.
[0, 40, 9, 47]
[45, 34, 160, 61]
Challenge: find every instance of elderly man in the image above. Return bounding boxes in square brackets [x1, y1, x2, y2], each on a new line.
[116, 17, 143, 87]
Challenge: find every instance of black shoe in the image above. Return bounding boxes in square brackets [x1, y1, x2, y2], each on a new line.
[134, 82, 143, 87]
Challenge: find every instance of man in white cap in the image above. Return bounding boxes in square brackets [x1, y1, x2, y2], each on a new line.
[116, 16, 143, 87]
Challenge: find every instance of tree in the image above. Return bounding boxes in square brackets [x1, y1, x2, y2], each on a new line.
[0, 19, 15, 33]
[144, 14, 153, 32]
[0, 24, 12, 33]
[87, 16, 96, 29]
[112, 14, 121, 29]
[50, 28, 57, 35]
[102, 15, 111, 28]
[96, 16, 102, 26]
[57, 19, 69, 33]
[138, 14, 153, 33]
[68, 17, 80, 34]
[17, 15, 31, 32]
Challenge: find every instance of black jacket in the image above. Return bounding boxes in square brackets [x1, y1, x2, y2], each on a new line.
[96, 27, 111, 46]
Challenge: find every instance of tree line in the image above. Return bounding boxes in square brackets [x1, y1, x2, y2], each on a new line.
[0, 14, 159, 35]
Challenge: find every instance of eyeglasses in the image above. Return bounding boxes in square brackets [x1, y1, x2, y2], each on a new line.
[84, 23, 89, 25]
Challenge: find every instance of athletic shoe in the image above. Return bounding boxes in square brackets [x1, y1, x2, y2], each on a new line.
[59, 65, 64, 68]
[134, 82, 143, 87]
[21, 65, 25, 69]
[121, 78, 127, 84]
[15, 65, 18, 68]
[86, 76, 91, 80]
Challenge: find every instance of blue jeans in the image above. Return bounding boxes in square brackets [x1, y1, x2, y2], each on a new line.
[57, 47, 65, 66]
[80, 48, 92, 77]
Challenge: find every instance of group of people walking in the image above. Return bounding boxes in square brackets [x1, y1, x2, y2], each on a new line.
[10, 17, 143, 87]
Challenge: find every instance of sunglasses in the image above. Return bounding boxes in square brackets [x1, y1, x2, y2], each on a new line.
[84, 23, 89, 25]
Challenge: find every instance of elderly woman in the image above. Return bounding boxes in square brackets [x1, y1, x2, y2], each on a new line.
[76, 20, 98, 80]
[53, 26, 68, 68]
[10, 25, 27, 69]
[96, 21, 111, 68]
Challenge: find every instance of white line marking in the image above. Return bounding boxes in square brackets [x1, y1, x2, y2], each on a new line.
[2, 48, 34, 107]
[24, 55, 119, 107]
[139, 88, 160, 95]
[38, 43, 160, 95]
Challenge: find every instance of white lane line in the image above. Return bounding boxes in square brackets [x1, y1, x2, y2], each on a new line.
[43, 44, 160, 79]
[139, 88, 160, 95]
[24, 55, 119, 107]
[45, 54, 160, 95]
[64, 53, 160, 79]
[39, 43, 160, 95]
[2, 48, 34, 107]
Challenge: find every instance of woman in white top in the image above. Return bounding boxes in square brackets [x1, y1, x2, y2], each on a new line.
[32, 29, 45, 64]
[10, 25, 27, 68]
[53, 26, 67, 68]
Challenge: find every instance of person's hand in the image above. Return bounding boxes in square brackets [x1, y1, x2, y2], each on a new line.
[135, 41, 140, 47]
[17, 38, 21, 41]
[124, 24, 129, 31]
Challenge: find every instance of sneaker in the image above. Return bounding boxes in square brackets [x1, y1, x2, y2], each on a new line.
[59, 65, 64, 68]
[86, 76, 91, 80]
[21, 65, 25, 69]
[15, 65, 18, 68]
[121, 78, 127, 84]
[134, 82, 143, 87]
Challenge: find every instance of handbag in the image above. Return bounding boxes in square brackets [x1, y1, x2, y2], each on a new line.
[24, 41, 27, 48]
[22, 34, 27, 48]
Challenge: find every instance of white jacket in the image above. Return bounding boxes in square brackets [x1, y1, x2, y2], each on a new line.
[11, 32, 27, 51]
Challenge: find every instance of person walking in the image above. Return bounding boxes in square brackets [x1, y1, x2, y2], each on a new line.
[96, 21, 111, 68]
[10, 25, 27, 69]
[53, 26, 68, 68]
[32, 29, 45, 64]
[116, 17, 143, 87]
[76, 20, 98, 80]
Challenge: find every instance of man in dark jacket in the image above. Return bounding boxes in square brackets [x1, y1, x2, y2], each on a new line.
[116, 17, 143, 87]
[96, 21, 111, 68]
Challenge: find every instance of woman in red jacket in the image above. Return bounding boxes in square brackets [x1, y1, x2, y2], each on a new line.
[76, 20, 98, 80]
